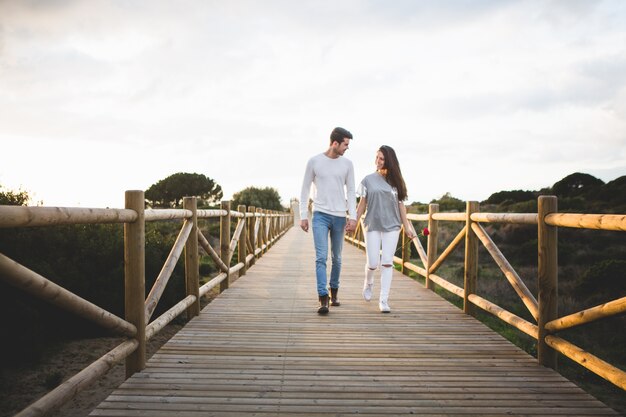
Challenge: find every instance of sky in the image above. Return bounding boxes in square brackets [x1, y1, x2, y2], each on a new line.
[1, 0, 625, 209]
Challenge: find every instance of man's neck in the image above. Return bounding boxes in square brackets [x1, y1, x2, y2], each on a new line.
[324, 148, 340, 159]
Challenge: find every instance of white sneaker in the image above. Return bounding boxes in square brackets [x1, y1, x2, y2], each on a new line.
[362, 283, 373, 301]
[379, 300, 391, 313]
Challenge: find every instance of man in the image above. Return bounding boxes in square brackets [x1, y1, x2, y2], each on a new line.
[300, 127, 357, 315]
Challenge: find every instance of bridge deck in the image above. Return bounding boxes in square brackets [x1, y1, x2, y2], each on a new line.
[90, 228, 617, 416]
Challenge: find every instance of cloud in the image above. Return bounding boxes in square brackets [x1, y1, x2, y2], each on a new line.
[0, 1, 625, 208]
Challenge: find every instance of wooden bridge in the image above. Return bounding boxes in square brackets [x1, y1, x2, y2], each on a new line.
[88, 229, 618, 416]
[1, 193, 624, 416]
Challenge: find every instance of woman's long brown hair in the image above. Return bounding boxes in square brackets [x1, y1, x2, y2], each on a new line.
[379, 145, 408, 201]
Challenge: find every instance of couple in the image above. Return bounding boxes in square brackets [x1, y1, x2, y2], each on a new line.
[299, 127, 416, 315]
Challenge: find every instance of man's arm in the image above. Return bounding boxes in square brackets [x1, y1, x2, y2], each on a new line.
[299, 158, 314, 232]
[344, 160, 357, 232]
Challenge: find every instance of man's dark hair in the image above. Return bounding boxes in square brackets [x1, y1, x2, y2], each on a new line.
[330, 127, 353, 144]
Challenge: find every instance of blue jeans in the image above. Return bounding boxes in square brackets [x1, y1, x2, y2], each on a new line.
[312, 211, 346, 296]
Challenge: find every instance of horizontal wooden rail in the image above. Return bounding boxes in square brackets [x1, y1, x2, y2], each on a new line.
[0, 252, 136, 337]
[0, 206, 136, 228]
[429, 272, 465, 298]
[545, 296, 626, 333]
[545, 213, 626, 231]
[545, 335, 626, 390]
[468, 294, 539, 339]
[432, 212, 465, 221]
[197, 209, 228, 218]
[406, 213, 428, 221]
[144, 209, 191, 221]
[471, 212, 537, 224]
[15, 339, 138, 417]
[199, 273, 227, 297]
[402, 261, 427, 278]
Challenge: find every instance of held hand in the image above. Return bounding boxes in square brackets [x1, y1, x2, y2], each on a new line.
[345, 219, 357, 233]
[300, 219, 309, 232]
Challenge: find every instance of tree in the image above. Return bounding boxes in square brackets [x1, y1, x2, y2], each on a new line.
[552, 172, 604, 198]
[484, 189, 535, 205]
[232, 186, 283, 211]
[430, 192, 465, 212]
[0, 185, 30, 206]
[145, 173, 223, 208]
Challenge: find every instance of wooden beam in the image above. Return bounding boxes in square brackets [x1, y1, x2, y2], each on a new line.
[124, 190, 146, 377]
[0, 206, 136, 228]
[144, 220, 193, 322]
[538, 195, 558, 369]
[0, 252, 136, 337]
[471, 222, 539, 321]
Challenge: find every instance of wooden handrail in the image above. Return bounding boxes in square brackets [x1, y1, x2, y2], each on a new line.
[145, 208, 191, 221]
[346, 196, 625, 391]
[0, 206, 137, 228]
[471, 212, 537, 224]
[2, 194, 293, 417]
[545, 213, 626, 231]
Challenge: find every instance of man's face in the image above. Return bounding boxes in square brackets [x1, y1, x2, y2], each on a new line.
[334, 138, 351, 155]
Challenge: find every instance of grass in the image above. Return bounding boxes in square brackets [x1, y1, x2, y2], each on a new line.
[397, 258, 625, 415]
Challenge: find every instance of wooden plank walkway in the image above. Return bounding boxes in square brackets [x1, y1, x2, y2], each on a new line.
[91, 228, 618, 416]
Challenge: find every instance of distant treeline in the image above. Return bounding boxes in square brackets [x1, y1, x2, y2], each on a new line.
[410, 172, 626, 213]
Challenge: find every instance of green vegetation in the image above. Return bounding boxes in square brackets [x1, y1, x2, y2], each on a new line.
[0, 171, 623, 412]
[232, 186, 284, 211]
[145, 172, 223, 208]
[405, 172, 626, 413]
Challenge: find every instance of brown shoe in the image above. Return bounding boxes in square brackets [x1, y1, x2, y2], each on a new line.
[330, 287, 340, 307]
[318, 295, 329, 315]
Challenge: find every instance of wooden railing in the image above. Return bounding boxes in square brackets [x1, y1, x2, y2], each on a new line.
[346, 195, 626, 391]
[0, 190, 293, 417]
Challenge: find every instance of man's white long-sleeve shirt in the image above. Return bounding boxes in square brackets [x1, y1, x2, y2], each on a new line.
[300, 153, 356, 221]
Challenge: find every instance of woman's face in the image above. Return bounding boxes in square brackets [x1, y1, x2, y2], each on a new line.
[375, 150, 385, 171]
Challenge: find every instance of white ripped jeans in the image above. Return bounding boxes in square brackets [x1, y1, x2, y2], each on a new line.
[364, 229, 400, 303]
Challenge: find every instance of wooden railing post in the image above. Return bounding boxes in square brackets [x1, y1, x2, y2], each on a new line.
[124, 190, 145, 377]
[266, 210, 273, 249]
[238, 204, 248, 276]
[464, 201, 479, 316]
[220, 200, 231, 292]
[538, 195, 558, 369]
[248, 206, 256, 266]
[425, 203, 439, 290]
[256, 207, 264, 257]
[264, 209, 270, 253]
[183, 196, 200, 319]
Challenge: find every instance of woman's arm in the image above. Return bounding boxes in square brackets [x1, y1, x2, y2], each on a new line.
[353, 196, 367, 234]
[399, 201, 416, 239]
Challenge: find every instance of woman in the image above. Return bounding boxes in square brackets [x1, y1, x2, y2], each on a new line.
[355, 145, 416, 313]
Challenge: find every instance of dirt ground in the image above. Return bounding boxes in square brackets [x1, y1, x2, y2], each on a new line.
[0, 294, 216, 417]
[0, 322, 182, 417]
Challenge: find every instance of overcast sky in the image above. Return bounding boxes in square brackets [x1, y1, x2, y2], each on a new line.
[1, 0, 625, 208]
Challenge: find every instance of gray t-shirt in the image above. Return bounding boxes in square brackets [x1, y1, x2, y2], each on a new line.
[357, 172, 402, 232]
